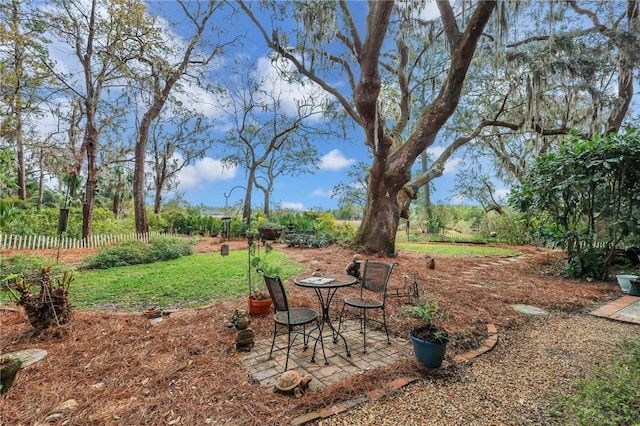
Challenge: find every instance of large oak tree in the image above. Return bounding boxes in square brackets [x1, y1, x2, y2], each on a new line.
[453, 0, 639, 211]
[240, 0, 496, 254]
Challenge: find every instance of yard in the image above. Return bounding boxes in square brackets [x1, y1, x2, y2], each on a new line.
[0, 239, 630, 424]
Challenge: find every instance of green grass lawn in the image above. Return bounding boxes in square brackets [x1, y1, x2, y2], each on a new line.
[70, 250, 304, 311]
[2, 243, 517, 312]
[396, 242, 520, 257]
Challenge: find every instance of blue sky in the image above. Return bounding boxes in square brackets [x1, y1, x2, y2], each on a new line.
[33, 1, 639, 213]
[149, 1, 461, 212]
[35, 1, 463, 212]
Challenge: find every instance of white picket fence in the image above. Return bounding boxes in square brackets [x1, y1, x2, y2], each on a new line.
[0, 232, 173, 250]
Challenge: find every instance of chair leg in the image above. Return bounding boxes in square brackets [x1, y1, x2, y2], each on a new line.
[285, 326, 292, 371]
[338, 303, 347, 332]
[362, 309, 367, 354]
[382, 307, 390, 344]
[302, 324, 308, 350]
[269, 322, 278, 359]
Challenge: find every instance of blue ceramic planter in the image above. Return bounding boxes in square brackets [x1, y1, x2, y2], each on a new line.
[410, 334, 447, 368]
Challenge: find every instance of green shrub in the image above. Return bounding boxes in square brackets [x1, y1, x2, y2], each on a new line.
[550, 338, 640, 425]
[565, 247, 607, 279]
[480, 211, 531, 245]
[79, 238, 194, 270]
[150, 236, 195, 258]
[0, 255, 68, 287]
[333, 222, 357, 244]
[1, 206, 134, 238]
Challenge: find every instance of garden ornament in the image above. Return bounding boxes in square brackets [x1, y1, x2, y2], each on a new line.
[234, 328, 255, 352]
[231, 309, 250, 330]
[426, 255, 435, 270]
[274, 370, 313, 398]
[345, 254, 362, 279]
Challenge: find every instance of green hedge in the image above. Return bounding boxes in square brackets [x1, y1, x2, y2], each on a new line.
[78, 237, 194, 270]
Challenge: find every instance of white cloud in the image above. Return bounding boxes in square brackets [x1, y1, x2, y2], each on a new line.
[443, 157, 463, 175]
[280, 201, 305, 210]
[310, 188, 332, 198]
[420, 1, 441, 21]
[450, 194, 467, 205]
[177, 157, 236, 191]
[494, 187, 510, 202]
[253, 56, 331, 121]
[426, 146, 463, 175]
[318, 149, 355, 171]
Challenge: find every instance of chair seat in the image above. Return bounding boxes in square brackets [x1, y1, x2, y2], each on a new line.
[343, 297, 383, 309]
[275, 307, 318, 326]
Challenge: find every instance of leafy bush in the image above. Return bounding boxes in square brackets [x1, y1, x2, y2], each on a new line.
[479, 211, 531, 245]
[79, 238, 194, 270]
[1, 206, 134, 238]
[151, 236, 195, 258]
[333, 222, 357, 244]
[511, 129, 640, 280]
[564, 247, 607, 280]
[310, 232, 337, 248]
[550, 338, 640, 425]
[0, 255, 68, 287]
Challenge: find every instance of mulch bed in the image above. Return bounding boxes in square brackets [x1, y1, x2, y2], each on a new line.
[0, 240, 620, 425]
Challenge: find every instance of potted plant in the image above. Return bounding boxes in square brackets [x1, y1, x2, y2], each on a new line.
[407, 298, 449, 368]
[247, 242, 280, 315]
[257, 219, 283, 243]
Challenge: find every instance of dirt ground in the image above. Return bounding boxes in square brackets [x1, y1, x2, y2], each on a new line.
[0, 239, 622, 425]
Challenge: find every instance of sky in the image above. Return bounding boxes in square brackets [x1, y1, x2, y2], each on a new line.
[33, 1, 470, 213]
[28, 1, 640, 214]
[156, 1, 463, 212]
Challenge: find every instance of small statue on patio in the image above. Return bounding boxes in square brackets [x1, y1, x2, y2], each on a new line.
[345, 254, 362, 280]
[274, 370, 313, 398]
[426, 255, 435, 270]
[231, 309, 250, 330]
[234, 328, 255, 352]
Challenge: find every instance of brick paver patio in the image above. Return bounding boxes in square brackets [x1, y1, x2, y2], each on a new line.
[241, 319, 412, 391]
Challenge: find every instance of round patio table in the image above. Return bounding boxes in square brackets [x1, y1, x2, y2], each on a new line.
[294, 273, 357, 364]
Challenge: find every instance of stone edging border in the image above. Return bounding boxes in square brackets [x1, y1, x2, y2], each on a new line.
[290, 323, 499, 426]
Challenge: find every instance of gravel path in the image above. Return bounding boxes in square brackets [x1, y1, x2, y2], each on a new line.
[315, 312, 639, 425]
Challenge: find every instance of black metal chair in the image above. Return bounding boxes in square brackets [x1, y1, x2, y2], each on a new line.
[338, 260, 398, 353]
[260, 270, 319, 371]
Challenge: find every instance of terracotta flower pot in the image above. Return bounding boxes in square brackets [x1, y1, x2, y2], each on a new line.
[247, 296, 272, 316]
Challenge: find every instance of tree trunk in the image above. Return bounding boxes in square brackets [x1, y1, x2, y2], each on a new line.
[82, 126, 98, 240]
[133, 118, 150, 234]
[37, 158, 44, 210]
[354, 1, 495, 255]
[15, 113, 26, 200]
[354, 174, 400, 256]
[243, 174, 254, 222]
[153, 186, 162, 214]
[263, 189, 270, 216]
[112, 194, 121, 219]
[354, 148, 403, 255]
[421, 150, 432, 218]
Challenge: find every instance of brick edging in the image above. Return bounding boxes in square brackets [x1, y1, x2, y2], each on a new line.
[290, 323, 499, 425]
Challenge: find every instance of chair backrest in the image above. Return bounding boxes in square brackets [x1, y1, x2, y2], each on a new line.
[361, 260, 397, 296]
[262, 272, 289, 312]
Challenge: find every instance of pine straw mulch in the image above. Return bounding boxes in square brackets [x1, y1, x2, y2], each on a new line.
[0, 240, 622, 425]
